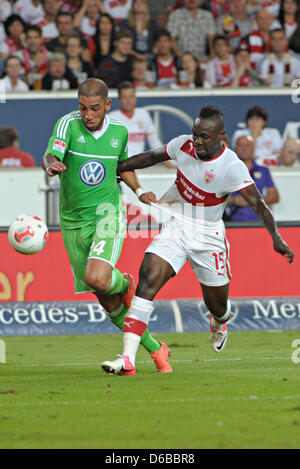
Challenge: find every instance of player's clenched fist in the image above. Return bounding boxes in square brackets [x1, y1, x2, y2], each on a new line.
[273, 237, 295, 264]
[46, 161, 67, 177]
[139, 191, 159, 205]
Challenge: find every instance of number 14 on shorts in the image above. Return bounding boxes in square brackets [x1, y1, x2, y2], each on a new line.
[90, 240, 106, 256]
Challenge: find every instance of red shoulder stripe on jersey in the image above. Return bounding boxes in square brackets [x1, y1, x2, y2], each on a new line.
[175, 170, 227, 206]
[180, 140, 198, 160]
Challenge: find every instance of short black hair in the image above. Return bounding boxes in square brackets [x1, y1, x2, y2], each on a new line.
[4, 14, 26, 36]
[25, 24, 42, 36]
[213, 34, 229, 48]
[270, 27, 286, 36]
[246, 106, 268, 123]
[154, 29, 171, 43]
[56, 11, 74, 21]
[199, 105, 224, 131]
[114, 29, 133, 42]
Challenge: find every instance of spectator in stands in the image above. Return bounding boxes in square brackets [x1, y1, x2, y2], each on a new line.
[0, 127, 36, 168]
[131, 58, 151, 89]
[96, 29, 134, 88]
[216, 0, 253, 51]
[179, 52, 204, 88]
[73, 0, 105, 39]
[66, 34, 95, 85]
[147, 0, 175, 27]
[278, 0, 299, 39]
[103, 0, 133, 29]
[259, 28, 300, 87]
[231, 45, 265, 87]
[0, 14, 26, 61]
[227, 135, 279, 221]
[2, 55, 29, 92]
[109, 81, 163, 156]
[204, 35, 236, 87]
[278, 137, 300, 167]
[35, 0, 60, 41]
[45, 11, 74, 55]
[239, 8, 276, 70]
[15, 25, 50, 90]
[13, 0, 44, 25]
[41, 53, 78, 89]
[167, 0, 216, 61]
[88, 13, 115, 68]
[231, 106, 283, 166]
[121, 0, 160, 60]
[286, 2, 300, 54]
[45, 10, 92, 62]
[149, 29, 180, 88]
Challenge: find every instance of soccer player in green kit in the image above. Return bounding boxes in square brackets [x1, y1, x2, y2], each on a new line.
[41, 78, 172, 375]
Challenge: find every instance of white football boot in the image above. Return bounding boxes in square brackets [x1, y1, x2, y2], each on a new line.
[101, 354, 136, 376]
[210, 315, 228, 353]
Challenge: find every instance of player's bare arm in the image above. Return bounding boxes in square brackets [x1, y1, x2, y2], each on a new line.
[239, 184, 294, 263]
[117, 146, 168, 172]
[41, 153, 67, 177]
[119, 170, 159, 205]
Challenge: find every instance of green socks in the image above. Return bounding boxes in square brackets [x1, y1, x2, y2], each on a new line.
[109, 303, 160, 354]
[105, 269, 129, 295]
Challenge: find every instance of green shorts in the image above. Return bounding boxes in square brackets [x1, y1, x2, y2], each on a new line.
[61, 210, 126, 293]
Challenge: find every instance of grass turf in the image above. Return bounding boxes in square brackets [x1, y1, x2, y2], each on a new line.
[0, 330, 300, 449]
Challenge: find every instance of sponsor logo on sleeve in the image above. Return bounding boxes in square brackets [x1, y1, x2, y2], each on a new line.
[53, 139, 66, 153]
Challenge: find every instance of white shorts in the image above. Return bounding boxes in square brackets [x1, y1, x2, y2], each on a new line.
[146, 217, 232, 287]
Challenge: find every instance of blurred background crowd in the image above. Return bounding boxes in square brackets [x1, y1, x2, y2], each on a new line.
[1, 0, 300, 92]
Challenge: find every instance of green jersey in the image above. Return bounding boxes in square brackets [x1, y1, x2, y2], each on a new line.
[46, 111, 128, 229]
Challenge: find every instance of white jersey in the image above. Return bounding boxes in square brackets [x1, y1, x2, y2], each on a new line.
[14, 0, 44, 24]
[163, 134, 254, 223]
[109, 108, 162, 156]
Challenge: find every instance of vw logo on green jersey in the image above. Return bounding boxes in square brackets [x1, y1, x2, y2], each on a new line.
[79, 160, 106, 186]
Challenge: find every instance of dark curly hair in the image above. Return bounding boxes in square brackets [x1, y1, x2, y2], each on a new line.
[199, 105, 224, 131]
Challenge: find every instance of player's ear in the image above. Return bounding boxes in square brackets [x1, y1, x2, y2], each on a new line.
[219, 129, 226, 141]
[106, 98, 112, 112]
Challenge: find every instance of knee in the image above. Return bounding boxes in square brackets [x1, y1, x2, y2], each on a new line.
[137, 263, 161, 299]
[85, 271, 111, 293]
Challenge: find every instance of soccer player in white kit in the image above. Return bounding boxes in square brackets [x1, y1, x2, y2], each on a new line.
[102, 105, 294, 376]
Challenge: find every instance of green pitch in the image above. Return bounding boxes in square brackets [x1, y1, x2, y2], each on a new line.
[1, 331, 300, 449]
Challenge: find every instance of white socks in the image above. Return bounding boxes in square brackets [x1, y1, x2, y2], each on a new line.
[122, 295, 154, 365]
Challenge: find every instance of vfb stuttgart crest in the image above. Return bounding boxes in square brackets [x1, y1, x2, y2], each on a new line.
[79, 160, 106, 186]
[204, 170, 215, 184]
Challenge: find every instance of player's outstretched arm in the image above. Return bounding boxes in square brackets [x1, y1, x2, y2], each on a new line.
[41, 153, 66, 177]
[239, 184, 294, 263]
[117, 146, 168, 173]
[120, 170, 159, 205]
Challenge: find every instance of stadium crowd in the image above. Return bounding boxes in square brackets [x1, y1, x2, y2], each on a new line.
[0, 0, 300, 92]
